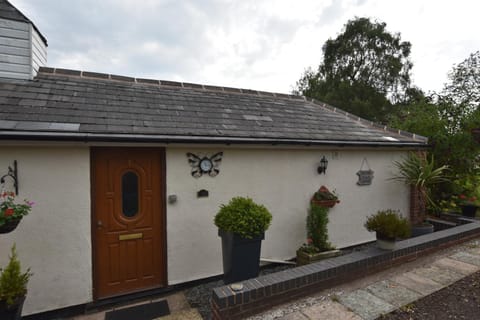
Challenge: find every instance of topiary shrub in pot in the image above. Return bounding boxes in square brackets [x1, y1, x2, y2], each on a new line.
[0, 244, 32, 320]
[214, 197, 272, 284]
[364, 209, 411, 250]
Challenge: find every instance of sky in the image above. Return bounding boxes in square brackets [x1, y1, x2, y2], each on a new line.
[10, 0, 480, 94]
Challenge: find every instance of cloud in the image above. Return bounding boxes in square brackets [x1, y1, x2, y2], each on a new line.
[8, 0, 480, 93]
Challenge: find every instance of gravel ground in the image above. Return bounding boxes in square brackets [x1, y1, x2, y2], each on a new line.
[185, 264, 293, 320]
[379, 270, 480, 320]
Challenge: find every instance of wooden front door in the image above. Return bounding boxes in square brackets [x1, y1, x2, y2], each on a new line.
[92, 148, 166, 299]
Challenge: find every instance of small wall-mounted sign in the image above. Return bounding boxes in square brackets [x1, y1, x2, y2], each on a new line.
[168, 194, 177, 204]
[356, 158, 374, 186]
[197, 189, 209, 198]
[187, 152, 223, 178]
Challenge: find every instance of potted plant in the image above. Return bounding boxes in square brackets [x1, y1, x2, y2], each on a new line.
[296, 204, 340, 265]
[391, 153, 449, 237]
[214, 197, 272, 284]
[0, 192, 34, 234]
[458, 194, 478, 218]
[0, 245, 32, 320]
[364, 209, 411, 250]
[310, 186, 339, 208]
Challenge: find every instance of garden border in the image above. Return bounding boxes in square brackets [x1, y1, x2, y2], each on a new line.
[211, 219, 480, 320]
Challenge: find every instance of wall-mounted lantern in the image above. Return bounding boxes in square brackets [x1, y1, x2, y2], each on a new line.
[317, 156, 328, 174]
[0, 160, 18, 195]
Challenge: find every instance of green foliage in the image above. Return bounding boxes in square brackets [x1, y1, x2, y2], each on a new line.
[294, 17, 413, 122]
[320, 17, 412, 99]
[0, 192, 34, 227]
[306, 205, 333, 251]
[364, 209, 411, 239]
[441, 51, 479, 113]
[388, 51, 480, 204]
[0, 245, 32, 306]
[214, 197, 272, 239]
[391, 153, 449, 210]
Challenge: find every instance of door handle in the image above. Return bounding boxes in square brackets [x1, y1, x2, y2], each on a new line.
[97, 220, 103, 227]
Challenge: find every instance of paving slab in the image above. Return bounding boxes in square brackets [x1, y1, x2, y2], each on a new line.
[468, 247, 480, 255]
[301, 300, 362, 320]
[364, 280, 421, 307]
[391, 272, 443, 296]
[412, 265, 464, 285]
[162, 292, 190, 313]
[156, 308, 202, 320]
[279, 311, 309, 320]
[433, 257, 479, 275]
[450, 251, 480, 267]
[339, 289, 395, 320]
[72, 312, 105, 320]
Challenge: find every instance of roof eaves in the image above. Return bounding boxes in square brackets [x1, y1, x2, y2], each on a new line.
[0, 130, 430, 148]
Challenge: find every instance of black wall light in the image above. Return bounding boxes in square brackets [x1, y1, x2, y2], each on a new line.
[1, 160, 18, 195]
[317, 156, 328, 174]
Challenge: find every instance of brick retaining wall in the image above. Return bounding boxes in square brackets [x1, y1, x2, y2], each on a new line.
[211, 220, 480, 319]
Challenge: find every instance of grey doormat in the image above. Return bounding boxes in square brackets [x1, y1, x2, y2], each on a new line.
[104, 300, 170, 320]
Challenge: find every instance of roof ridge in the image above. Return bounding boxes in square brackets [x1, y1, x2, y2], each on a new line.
[306, 97, 429, 143]
[36, 67, 428, 144]
[37, 67, 305, 101]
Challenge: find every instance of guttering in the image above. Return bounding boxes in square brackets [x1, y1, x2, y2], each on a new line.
[0, 130, 429, 148]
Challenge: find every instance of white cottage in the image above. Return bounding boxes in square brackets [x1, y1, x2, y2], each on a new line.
[0, 1, 428, 317]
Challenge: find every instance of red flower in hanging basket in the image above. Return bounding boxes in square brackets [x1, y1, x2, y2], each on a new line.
[4, 208, 14, 216]
[0, 192, 34, 227]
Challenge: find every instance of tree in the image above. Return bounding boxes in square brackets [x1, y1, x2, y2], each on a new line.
[388, 51, 480, 205]
[441, 51, 480, 112]
[295, 17, 413, 122]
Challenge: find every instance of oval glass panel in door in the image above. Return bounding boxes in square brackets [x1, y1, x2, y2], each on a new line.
[122, 171, 139, 218]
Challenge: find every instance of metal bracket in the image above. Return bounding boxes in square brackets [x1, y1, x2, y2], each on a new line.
[0, 160, 18, 195]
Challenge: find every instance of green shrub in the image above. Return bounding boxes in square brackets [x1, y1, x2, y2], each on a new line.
[306, 205, 333, 251]
[214, 197, 272, 239]
[364, 209, 411, 239]
[0, 244, 32, 306]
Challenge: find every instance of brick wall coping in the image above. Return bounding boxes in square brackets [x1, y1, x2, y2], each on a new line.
[212, 219, 480, 319]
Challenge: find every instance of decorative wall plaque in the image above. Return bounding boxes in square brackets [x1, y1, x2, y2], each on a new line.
[356, 158, 374, 186]
[186, 152, 223, 178]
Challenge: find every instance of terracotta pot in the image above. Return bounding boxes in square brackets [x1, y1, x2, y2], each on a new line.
[310, 199, 339, 208]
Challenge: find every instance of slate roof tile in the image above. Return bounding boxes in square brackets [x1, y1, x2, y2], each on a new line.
[0, 68, 428, 146]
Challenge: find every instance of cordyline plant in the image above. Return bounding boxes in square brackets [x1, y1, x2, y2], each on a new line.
[390, 153, 449, 217]
[0, 192, 34, 226]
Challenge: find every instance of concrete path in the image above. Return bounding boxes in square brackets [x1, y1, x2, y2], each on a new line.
[249, 238, 480, 320]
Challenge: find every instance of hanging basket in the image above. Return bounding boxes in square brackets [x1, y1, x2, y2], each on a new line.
[0, 218, 22, 234]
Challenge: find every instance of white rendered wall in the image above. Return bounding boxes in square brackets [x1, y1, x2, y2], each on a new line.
[166, 147, 410, 284]
[0, 146, 91, 315]
[0, 144, 411, 315]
